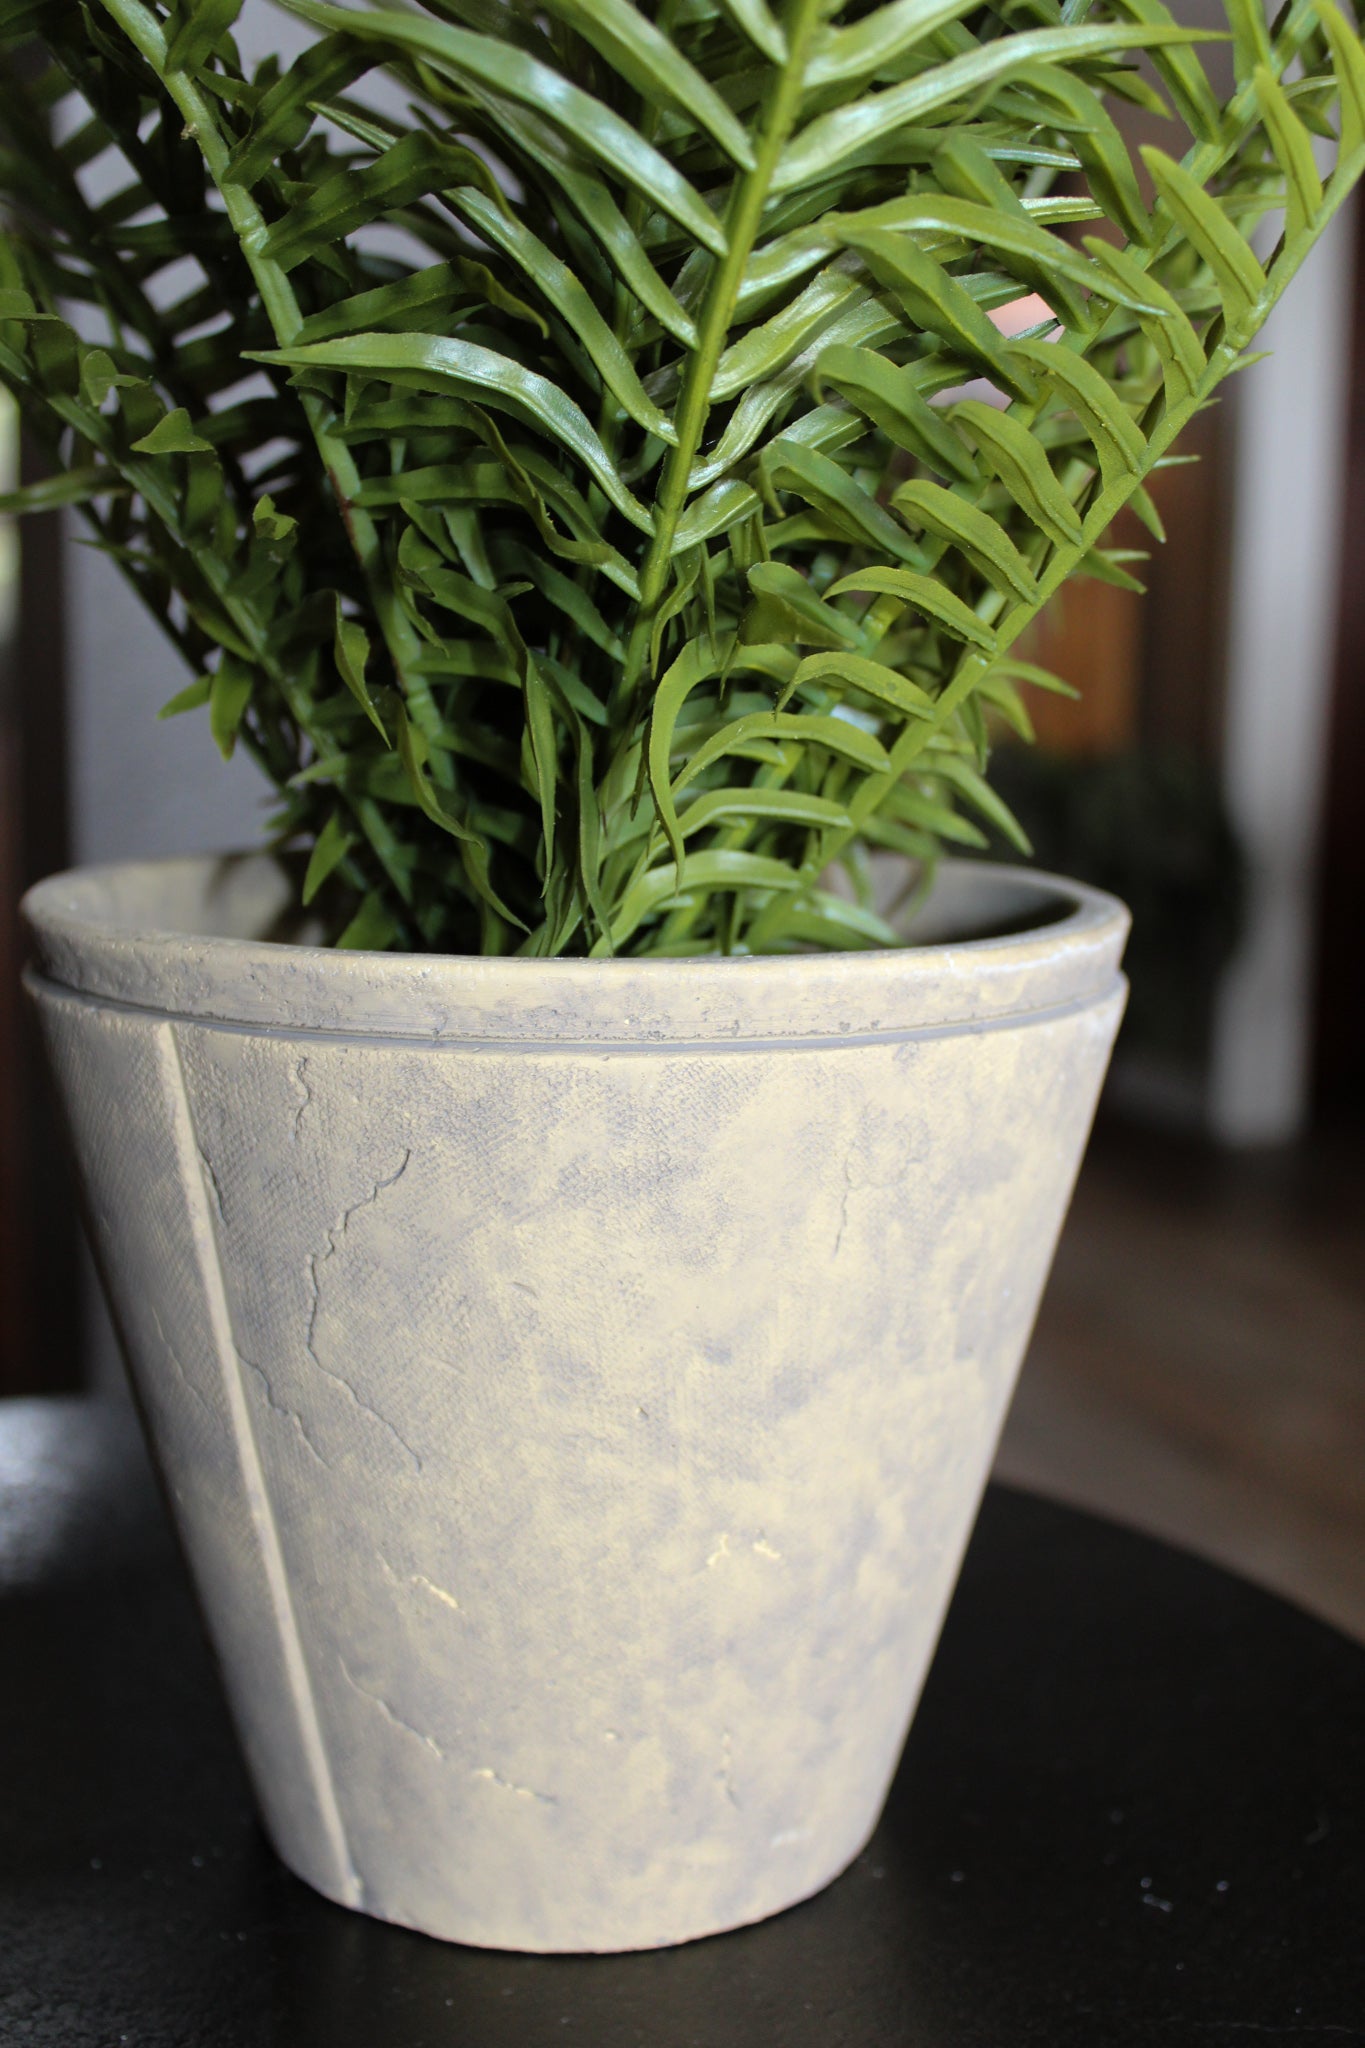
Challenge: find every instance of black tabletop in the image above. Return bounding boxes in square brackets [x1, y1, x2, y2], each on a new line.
[1, 1397, 1362, 2048]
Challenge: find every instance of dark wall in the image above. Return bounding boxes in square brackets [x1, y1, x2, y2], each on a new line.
[0, 429, 82, 1395]
[1316, 198, 1365, 1124]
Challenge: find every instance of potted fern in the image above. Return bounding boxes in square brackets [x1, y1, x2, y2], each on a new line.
[7, 0, 1361, 1956]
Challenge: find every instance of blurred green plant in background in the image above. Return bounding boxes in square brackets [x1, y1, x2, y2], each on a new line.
[992, 746, 1243, 1061]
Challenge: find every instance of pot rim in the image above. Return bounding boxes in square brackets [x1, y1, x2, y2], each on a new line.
[22, 851, 1128, 1047]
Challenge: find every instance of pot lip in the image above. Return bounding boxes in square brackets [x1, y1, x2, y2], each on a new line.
[22, 851, 1129, 1047]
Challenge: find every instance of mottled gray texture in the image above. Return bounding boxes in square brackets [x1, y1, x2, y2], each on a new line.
[24, 856, 1127, 1952]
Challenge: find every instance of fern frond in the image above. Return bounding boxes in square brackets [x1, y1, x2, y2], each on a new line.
[0, 0, 1361, 954]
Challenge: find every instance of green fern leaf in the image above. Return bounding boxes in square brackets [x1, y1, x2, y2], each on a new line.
[0, 0, 1356, 957]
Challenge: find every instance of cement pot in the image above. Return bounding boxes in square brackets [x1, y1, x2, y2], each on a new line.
[22, 853, 1126, 1954]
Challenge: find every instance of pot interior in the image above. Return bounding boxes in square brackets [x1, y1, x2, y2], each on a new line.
[44, 850, 1077, 952]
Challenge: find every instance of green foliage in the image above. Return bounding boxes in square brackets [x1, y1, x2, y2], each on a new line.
[0, 0, 1361, 956]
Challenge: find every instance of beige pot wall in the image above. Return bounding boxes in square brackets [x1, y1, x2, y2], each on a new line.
[22, 855, 1127, 1954]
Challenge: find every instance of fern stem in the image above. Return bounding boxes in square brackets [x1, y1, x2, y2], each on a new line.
[615, 0, 824, 718]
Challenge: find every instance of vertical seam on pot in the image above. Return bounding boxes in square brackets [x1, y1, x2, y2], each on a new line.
[158, 1019, 361, 1907]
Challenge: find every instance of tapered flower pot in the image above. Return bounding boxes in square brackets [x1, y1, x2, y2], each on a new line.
[22, 853, 1126, 1954]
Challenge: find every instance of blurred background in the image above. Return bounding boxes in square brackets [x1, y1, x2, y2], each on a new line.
[0, 6, 1362, 1641]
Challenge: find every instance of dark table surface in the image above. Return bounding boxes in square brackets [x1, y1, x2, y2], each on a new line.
[1, 1396, 1362, 2048]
